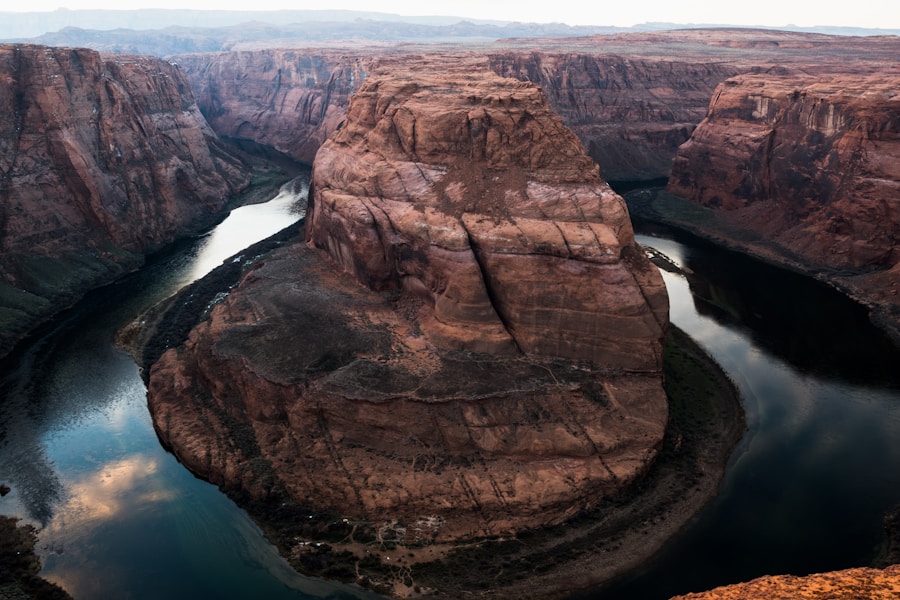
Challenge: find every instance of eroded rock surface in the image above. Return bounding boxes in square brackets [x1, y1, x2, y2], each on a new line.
[147, 57, 669, 547]
[0, 44, 250, 356]
[670, 563, 900, 600]
[177, 49, 370, 165]
[667, 73, 900, 336]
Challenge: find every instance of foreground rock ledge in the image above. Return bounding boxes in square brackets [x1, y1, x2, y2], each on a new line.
[147, 59, 668, 548]
[671, 563, 900, 600]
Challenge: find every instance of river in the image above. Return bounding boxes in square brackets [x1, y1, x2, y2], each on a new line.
[0, 179, 898, 599]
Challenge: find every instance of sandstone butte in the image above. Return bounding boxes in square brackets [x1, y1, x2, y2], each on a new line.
[146, 57, 670, 550]
[173, 31, 900, 340]
[667, 72, 900, 338]
[0, 44, 251, 357]
[671, 563, 900, 600]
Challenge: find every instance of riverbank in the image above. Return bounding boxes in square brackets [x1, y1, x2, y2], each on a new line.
[131, 224, 745, 598]
[387, 325, 746, 599]
[0, 516, 72, 600]
[624, 187, 900, 346]
[0, 141, 304, 362]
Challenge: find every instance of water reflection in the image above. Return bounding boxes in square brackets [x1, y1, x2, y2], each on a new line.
[583, 234, 900, 599]
[0, 173, 377, 599]
[645, 229, 900, 385]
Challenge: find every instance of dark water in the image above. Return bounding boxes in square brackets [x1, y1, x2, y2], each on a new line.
[0, 174, 377, 600]
[1, 179, 898, 599]
[575, 228, 900, 599]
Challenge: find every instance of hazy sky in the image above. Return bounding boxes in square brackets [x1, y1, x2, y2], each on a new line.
[6, 1, 900, 30]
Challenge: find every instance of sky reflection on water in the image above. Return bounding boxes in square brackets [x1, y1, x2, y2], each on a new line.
[0, 175, 378, 599]
[589, 234, 900, 599]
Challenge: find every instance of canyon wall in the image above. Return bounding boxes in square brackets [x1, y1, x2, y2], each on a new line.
[147, 57, 669, 562]
[0, 44, 251, 356]
[174, 47, 736, 181]
[174, 50, 370, 165]
[667, 72, 900, 335]
[486, 52, 738, 181]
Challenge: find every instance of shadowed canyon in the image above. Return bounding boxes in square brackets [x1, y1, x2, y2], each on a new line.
[0, 21, 899, 600]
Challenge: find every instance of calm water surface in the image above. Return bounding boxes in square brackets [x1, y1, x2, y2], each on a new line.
[1, 180, 898, 599]
[0, 174, 376, 600]
[578, 230, 900, 599]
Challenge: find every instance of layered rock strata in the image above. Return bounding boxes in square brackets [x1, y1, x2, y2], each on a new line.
[667, 73, 900, 336]
[147, 58, 669, 545]
[176, 50, 370, 165]
[0, 44, 250, 356]
[487, 53, 737, 182]
[174, 46, 737, 181]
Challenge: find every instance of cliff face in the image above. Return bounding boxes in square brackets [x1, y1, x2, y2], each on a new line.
[487, 52, 738, 181]
[308, 56, 668, 367]
[668, 73, 900, 271]
[147, 57, 668, 551]
[0, 44, 251, 355]
[175, 47, 736, 181]
[175, 50, 370, 165]
[670, 563, 900, 600]
[666, 73, 900, 333]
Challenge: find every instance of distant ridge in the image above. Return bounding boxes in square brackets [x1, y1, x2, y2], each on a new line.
[2, 9, 898, 44]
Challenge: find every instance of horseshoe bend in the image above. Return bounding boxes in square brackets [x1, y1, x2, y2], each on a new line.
[142, 57, 705, 595]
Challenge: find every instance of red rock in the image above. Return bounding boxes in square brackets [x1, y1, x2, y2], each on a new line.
[307, 56, 668, 368]
[176, 49, 369, 165]
[0, 44, 251, 356]
[667, 72, 900, 335]
[147, 57, 669, 547]
[669, 563, 900, 600]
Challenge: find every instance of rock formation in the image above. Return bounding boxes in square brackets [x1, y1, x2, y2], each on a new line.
[175, 31, 900, 189]
[175, 49, 370, 165]
[669, 563, 900, 600]
[667, 72, 900, 337]
[147, 57, 669, 548]
[0, 44, 251, 356]
[174, 44, 740, 181]
[487, 53, 737, 182]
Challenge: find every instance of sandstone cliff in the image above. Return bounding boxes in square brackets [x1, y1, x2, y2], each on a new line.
[175, 50, 370, 165]
[670, 563, 900, 600]
[486, 53, 737, 182]
[0, 44, 251, 356]
[667, 72, 900, 336]
[174, 31, 900, 190]
[174, 45, 738, 182]
[147, 57, 668, 557]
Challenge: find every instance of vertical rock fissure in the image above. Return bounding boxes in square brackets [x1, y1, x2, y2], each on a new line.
[460, 220, 524, 355]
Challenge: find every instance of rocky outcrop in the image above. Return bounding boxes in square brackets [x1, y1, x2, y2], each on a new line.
[308, 56, 668, 366]
[0, 44, 251, 356]
[669, 563, 900, 600]
[147, 57, 668, 550]
[667, 73, 900, 336]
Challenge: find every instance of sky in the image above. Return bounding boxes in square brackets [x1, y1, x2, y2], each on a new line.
[4, 1, 900, 30]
